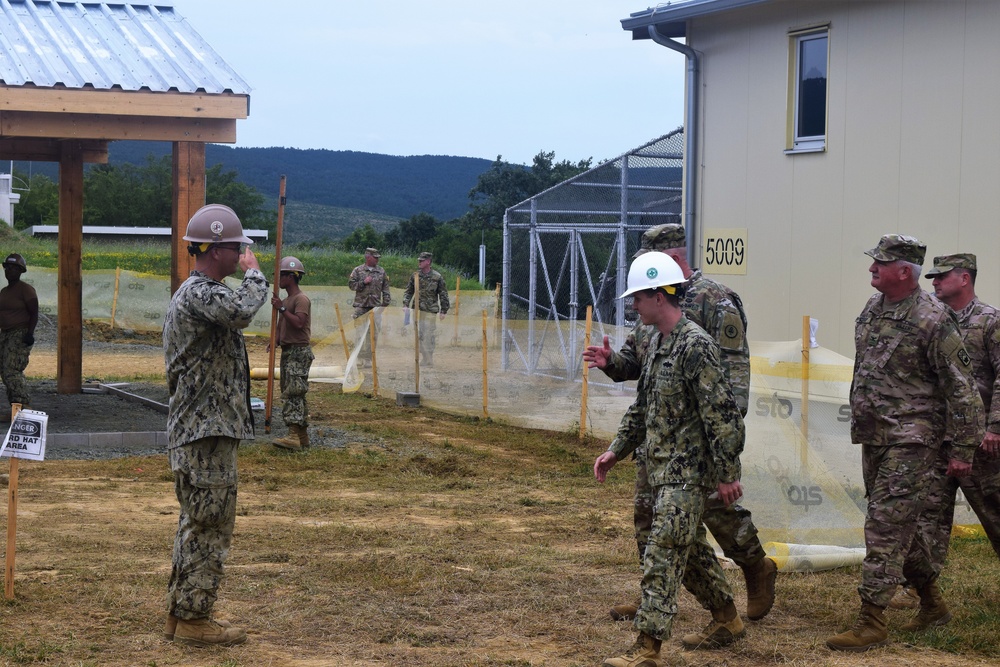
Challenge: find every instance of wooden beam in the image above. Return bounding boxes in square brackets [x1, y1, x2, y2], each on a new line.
[57, 143, 84, 394]
[0, 138, 108, 163]
[171, 142, 206, 293]
[1, 111, 237, 143]
[0, 87, 248, 119]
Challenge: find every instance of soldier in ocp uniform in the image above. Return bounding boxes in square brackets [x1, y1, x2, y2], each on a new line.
[583, 223, 777, 626]
[348, 247, 390, 364]
[162, 204, 268, 647]
[594, 252, 747, 667]
[0, 253, 38, 413]
[402, 251, 450, 367]
[827, 235, 984, 652]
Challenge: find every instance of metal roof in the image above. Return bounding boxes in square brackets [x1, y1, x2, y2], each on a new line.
[0, 0, 250, 94]
[622, 0, 772, 39]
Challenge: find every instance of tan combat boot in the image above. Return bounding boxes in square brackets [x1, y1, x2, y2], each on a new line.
[742, 557, 778, 620]
[826, 602, 889, 651]
[681, 600, 746, 649]
[173, 617, 247, 647]
[901, 581, 952, 632]
[164, 614, 231, 641]
[273, 424, 308, 451]
[888, 585, 920, 609]
[609, 601, 639, 621]
[603, 632, 683, 667]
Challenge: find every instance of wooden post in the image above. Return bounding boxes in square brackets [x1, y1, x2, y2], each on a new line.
[170, 141, 206, 294]
[369, 310, 379, 396]
[334, 303, 350, 362]
[414, 274, 420, 393]
[482, 310, 489, 419]
[5, 403, 22, 600]
[580, 306, 593, 440]
[264, 176, 287, 433]
[801, 315, 810, 468]
[57, 142, 84, 394]
[110, 266, 121, 329]
[451, 275, 461, 345]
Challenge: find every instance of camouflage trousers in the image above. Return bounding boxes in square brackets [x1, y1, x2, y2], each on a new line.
[915, 444, 1000, 577]
[280, 344, 314, 427]
[634, 455, 765, 568]
[416, 311, 438, 362]
[859, 443, 937, 607]
[634, 484, 734, 641]
[0, 328, 32, 406]
[167, 436, 238, 620]
[353, 307, 382, 359]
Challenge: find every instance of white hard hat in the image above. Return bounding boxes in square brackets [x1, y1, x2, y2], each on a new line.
[619, 252, 686, 299]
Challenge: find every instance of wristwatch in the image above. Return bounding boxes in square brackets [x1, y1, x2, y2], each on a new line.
[279, 306, 287, 313]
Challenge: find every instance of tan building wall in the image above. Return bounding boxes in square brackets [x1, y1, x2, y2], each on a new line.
[683, 0, 1000, 357]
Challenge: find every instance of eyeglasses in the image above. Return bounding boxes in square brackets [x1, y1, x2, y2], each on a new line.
[215, 243, 247, 254]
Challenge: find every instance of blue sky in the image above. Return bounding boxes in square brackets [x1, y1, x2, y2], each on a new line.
[172, 0, 685, 165]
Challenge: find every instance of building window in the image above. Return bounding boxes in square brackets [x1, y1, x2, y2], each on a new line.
[787, 27, 829, 153]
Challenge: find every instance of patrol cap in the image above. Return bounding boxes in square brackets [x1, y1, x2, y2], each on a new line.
[864, 234, 926, 265]
[418, 252, 433, 261]
[925, 253, 977, 278]
[365, 247, 381, 258]
[2, 253, 26, 272]
[633, 223, 686, 259]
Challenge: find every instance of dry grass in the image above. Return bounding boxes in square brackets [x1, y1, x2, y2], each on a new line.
[0, 389, 998, 666]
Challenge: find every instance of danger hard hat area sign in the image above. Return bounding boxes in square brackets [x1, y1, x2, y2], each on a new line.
[1, 410, 48, 461]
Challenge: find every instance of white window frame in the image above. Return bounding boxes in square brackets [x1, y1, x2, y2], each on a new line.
[786, 26, 829, 154]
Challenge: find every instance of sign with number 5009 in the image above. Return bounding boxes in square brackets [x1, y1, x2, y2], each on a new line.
[702, 228, 747, 275]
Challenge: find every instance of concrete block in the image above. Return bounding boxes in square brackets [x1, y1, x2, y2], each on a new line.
[89, 432, 123, 447]
[122, 431, 158, 447]
[396, 391, 420, 407]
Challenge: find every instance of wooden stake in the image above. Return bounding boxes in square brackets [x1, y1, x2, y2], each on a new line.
[110, 266, 121, 329]
[5, 402, 22, 600]
[414, 274, 420, 393]
[451, 275, 461, 345]
[801, 314, 810, 468]
[369, 309, 379, 396]
[334, 303, 350, 362]
[264, 175, 287, 432]
[580, 306, 593, 440]
[482, 309, 489, 419]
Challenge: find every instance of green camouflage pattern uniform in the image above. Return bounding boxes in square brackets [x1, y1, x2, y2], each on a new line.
[921, 296, 1000, 569]
[602, 270, 763, 568]
[348, 263, 390, 358]
[608, 317, 745, 641]
[851, 288, 983, 606]
[403, 269, 450, 363]
[0, 329, 31, 406]
[163, 267, 268, 620]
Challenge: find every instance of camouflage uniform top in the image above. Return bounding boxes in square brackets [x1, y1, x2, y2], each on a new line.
[851, 288, 983, 460]
[602, 269, 750, 416]
[609, 317, 745, 488]
[348, 264, 391, 309]
[952, 297, 1000, 433]
[402, 269, 450, 314]
[163, 268, 268, 449]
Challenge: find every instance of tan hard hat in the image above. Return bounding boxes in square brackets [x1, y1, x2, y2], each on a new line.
[280, 256, 306, 274]
[183, 204, 254, 245]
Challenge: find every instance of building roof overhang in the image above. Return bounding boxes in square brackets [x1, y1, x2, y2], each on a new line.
[622, 0, 773, 40]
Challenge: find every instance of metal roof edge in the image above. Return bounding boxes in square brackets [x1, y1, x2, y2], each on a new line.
[622, 0, 773, 37]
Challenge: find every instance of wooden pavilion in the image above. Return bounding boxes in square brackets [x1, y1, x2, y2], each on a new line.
[0, 1, 250, 393]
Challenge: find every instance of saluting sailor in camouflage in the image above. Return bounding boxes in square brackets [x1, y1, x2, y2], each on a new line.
[403, 252, 450, 365]
[599, 224, 760, 569]
[850, 235, 983, 609]
[164, 266, 268, 620]
[608, 317, 744, 640]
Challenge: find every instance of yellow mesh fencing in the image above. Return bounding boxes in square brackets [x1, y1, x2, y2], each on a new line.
[25, 268, 988, 568]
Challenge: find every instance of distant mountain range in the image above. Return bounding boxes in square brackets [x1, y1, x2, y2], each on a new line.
[14, 141, 494, 243]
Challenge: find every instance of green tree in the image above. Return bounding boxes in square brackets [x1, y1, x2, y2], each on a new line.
[384, 212, 440, 253]
[340, 223, 385, 253]
[11, 170, 59, 229]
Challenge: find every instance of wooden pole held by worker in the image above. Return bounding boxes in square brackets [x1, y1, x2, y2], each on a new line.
[264, 175, 287, 432]
[5, 402, 22, 600]
[580, 306, 593, 440]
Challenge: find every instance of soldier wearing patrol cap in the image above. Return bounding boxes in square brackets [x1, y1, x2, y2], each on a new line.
[162, 204, 267, 647]
[402, 251, 450, 367]
[594, 252, 747, 667]
[271, 256, 314, 451]
[583, 222, 777, 627]
[883, 252, 1000, 625]
[827, 235, 984, 652]
[348, 247, 390, 364]
[0, 252, 38, 412]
